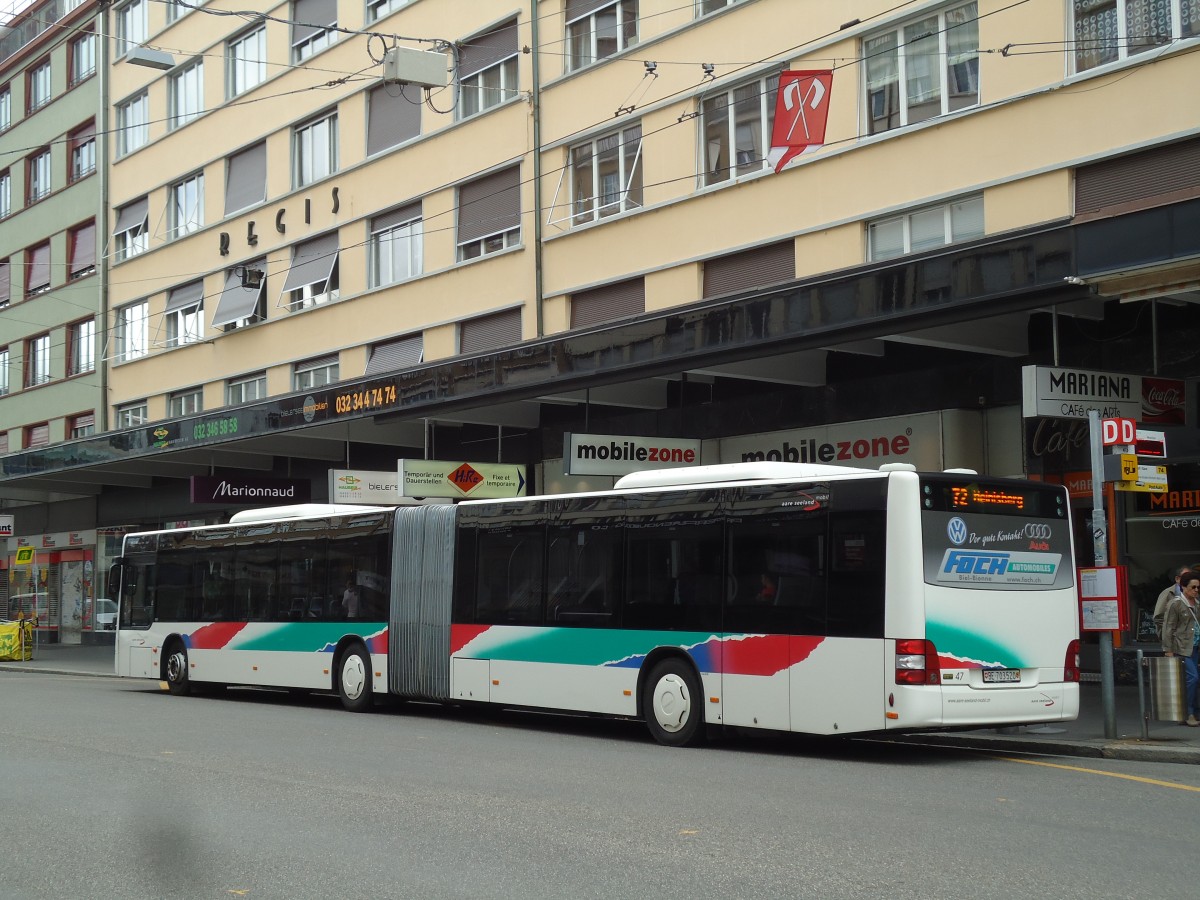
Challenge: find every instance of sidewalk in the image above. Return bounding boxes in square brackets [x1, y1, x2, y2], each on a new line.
[3, 644, 1198, 763]
[897, 681, 1200, 765]
[0, 640, 117, 677]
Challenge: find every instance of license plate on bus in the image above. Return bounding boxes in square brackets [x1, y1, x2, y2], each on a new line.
[982, 669, 1021, 684]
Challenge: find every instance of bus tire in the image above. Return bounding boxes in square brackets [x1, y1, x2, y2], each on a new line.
[164, 641, 192, 696]
[643, 658, 705, 747]
[337, 645, 373, 713]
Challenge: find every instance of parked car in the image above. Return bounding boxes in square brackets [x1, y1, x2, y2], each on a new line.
[6, 594, 44, 620]
[94, 599, 117, 631]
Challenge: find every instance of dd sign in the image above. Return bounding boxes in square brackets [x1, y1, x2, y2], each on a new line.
[1101, 417, 1136, 447]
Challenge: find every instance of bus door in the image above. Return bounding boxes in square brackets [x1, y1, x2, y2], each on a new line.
[722, 483, 832, 732]
[111, 554, 158, 679]
[789, 479, 889, 735]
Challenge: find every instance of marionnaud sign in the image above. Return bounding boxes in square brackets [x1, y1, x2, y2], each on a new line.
[190, 476, 311, 505]
[398, 460, 527, 499]
[329, 469, 401, 504]
[563, 433, 701, 477]
[1021, 365, 1141, 420]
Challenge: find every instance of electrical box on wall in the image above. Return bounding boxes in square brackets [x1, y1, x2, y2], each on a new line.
[382, 46, 449, 89]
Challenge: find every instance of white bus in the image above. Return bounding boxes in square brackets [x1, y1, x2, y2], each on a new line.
[110, 463, 1080, 745]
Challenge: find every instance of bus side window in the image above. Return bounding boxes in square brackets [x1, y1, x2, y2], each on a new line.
[474, 527, 545, 625]
[825, 480, 887, 639]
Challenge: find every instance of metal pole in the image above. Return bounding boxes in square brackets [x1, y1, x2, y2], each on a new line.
[1136, 649, 1148, 740]
[1087, 410, 1117, 738]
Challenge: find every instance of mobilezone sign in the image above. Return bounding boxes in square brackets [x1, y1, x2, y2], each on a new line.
[564, 433, 702, 477]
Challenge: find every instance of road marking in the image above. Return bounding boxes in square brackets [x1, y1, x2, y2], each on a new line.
[1003, 756, 1200, 792]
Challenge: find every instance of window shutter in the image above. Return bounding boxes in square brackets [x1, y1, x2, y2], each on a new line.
[280, 232, 339, 293]
[459, 19, 518, 79]
[566, 0, 612, 23]
[292, 0, 337, 45]
[166, 280, 205, 313]
[211, 260, 266, 327]
[458, 166, 520, 243]
[113, 196, 148, 237]
[364, 334, 423, 375]
[372, 202, 421, 233]
[27, 423, 49, 448]
[70, 221, 96, 275]
[367, 84, 421, 155]
[225, 141, 267, 214]
[0, 260, 9, 304]
[460, 308, 521, 353]
[26, 243, 49, 291]
[571, 277, 645, 328]
[1076, 138, 1200, 216]
[702, 241, 795, 298]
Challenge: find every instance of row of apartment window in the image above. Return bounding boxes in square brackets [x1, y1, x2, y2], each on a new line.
[0, 30, 94, 132]
[106, 0, 1200, 162]
[0, 220, 95, 304]
[0, 318, 95, 400]
[0, 410, 94, 452]
[0, 121, 95, 216]
[105, 185, 980, 372]
[110, 1, 1200, 250]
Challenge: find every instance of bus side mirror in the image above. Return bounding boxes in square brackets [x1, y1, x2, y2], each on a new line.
[107, 559, 128, 597]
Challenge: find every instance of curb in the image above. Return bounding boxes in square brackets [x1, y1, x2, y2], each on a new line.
[0, 664, 119, 678]
[895, 733, 1200, 765]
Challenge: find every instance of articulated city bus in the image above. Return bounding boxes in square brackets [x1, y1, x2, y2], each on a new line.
[110, 462, 1080, 745]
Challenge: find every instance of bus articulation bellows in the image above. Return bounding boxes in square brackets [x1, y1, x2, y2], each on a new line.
[109, 462, 1080, 745]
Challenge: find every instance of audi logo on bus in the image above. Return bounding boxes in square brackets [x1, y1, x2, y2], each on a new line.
[1024, 524, 1052, 539]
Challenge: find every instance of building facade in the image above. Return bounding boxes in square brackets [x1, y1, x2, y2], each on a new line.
[2, 0, 1200, 650]
[0, 0, 104, 639]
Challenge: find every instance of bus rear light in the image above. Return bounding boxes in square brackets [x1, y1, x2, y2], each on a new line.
[1064, 639, 1080, 683]
[895, 639, 940, 685]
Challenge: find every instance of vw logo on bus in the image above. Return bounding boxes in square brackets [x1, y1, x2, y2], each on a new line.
[1024, 523, 1052, 539]
[947, 517, 968, 545]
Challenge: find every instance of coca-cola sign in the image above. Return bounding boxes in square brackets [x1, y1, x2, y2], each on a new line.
[1141, 377, 1185, 425]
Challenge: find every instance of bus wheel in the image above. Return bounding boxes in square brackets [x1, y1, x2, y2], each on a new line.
[643, 658, 705, 747]
[337, 645, 373, 713]
[164, 642, 192, 696]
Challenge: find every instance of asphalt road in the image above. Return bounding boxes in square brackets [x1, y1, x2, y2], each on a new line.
[2, 672, 1196, 899]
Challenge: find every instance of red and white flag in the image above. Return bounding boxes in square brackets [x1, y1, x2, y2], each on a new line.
[767, 70, 834, 174]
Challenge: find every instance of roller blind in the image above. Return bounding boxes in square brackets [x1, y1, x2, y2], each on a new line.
[571, 277, 645, 328]
[1076, 138, 1200, 215]
[702, 241, 795, 298]
[26, 243, 49, 292]
[459, 19, 518, 79]
[280, 232, 339, 293]
[292, 0, 337, 45]
[165, 280, 204, 313]
[460, 307, 521, 353]
[113, 196, 148, 237]
[457, 166, 520, 243]
[367, 84, 421, 155]
[211, 264, 264, 327]
[566, 0, 613, 23]
[372, 202, 421, 233]
[364, 334, 423, 376]
[225, 141, 266, 215]
[70, 222, 96, 276]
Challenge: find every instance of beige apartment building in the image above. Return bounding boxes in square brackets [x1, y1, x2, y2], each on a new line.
[3, 0, 1200, 647]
